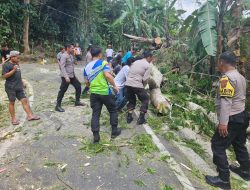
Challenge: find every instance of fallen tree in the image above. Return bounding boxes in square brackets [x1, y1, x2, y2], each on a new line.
[122, 33, 163, 45]
[148, 65, 171, 114]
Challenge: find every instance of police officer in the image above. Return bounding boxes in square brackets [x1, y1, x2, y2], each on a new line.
[55, 44, 85, 112]
[205, 51, 250, 189]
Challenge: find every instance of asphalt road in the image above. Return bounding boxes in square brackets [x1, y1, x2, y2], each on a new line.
[0, 63, 246, 190]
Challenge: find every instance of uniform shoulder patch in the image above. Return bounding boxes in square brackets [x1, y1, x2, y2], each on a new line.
[219, 76, 235, 97]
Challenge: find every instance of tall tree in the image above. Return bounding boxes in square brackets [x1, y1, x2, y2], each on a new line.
[23, 0, 30, 54]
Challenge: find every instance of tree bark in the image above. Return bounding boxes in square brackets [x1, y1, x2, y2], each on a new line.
[122, 33, 162, 45]
[23, 0, 30, 54]
[216, 0, 227, 67]
[148, 65, 171, 114]
[164, 0, 171, 48]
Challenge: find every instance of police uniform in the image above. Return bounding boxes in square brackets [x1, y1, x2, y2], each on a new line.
[55, 52, 82, 110]
[212, 69, 250, 181]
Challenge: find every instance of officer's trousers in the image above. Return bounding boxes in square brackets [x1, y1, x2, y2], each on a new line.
[56, 77, 81, 105]
[211, 112, 250, 181]
[125, 86, 149, 113]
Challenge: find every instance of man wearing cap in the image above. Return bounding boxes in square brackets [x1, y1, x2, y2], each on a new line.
[205, 51, 250, 189]
[55, 44, 85, 112]
[2, 51, 40, 125]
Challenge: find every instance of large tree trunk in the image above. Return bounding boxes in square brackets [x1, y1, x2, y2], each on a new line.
[23, 0, 30, 54]
[148, 65, 171, 114]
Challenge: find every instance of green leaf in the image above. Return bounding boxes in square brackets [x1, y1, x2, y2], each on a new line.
[197, 0, 218, 56]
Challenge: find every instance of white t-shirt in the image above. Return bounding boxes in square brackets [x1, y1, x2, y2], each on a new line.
[114, 65, 130, 88]
[106, 48, 114, 57]
[74, 47, 81, 55]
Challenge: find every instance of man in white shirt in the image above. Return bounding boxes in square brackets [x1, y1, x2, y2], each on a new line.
[74, 43, 82, 61]
[114, 57, 135, 111]
[106, 44, 114, 63]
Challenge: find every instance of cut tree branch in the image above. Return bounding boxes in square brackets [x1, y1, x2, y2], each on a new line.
[122, 33, 163, 45]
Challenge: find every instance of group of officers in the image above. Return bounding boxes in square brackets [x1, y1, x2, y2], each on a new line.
[1, 43, 250, 189]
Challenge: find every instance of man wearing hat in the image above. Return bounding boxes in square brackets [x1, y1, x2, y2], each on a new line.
[2, 51, 40, 125]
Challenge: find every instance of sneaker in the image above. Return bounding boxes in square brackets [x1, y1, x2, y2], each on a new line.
[93, 132, 100, 144]
[111, 128, 121, 139]
[230, 164, 250, 181]
[137, 112, 146, 125]
[127, 113, 133, 124]
[205, 175, 231, 189]
[55, 105, 65, 112]
[75, 101, 85, 106]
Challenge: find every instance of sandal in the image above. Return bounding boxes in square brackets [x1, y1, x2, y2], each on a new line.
[12, 120, 20, 125]
[27, 116, 40, 121]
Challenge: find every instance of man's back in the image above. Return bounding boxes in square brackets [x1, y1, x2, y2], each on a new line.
[115, 65, 129, 88]
[126, 59, 150, 88]
[84, 59, 111, 95]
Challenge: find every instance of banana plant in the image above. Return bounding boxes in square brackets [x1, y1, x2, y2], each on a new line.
[197, 0, 218, 56]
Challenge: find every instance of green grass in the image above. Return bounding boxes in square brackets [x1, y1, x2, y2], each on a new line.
[131, 134, 159, 156]
[79, 134, 120, 156]
[134, 179, 146, 187]
[0, 78, 9, 128]
[146, 167, 156, 175]
[160, 185, 173, 190]
[159, 154, 171, 162]
[147, 116, 164, 131]
[44, 161, 60, 168]
[182, 139, 207, 159]
[231, 177, 248, 190]
[163, 131, 179, 142]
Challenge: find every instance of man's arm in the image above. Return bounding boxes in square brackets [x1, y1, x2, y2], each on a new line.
[217, 76, 235, 137]
[2, 65, 18, 79]
[83, 69, 90, 87]
[219, 97, 233, 125]
[142, 66, 151, 86]
[104, 71, 119, 93]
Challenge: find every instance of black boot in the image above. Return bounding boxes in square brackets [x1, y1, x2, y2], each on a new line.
[55, 104, 65, 112]
[93, 131, 100, 144]
[137, 112, 146, 125]
[230, 164, 250, 181]
[75, 101, 85, 106]
[111, 127, 121, 139]
[205, 175, 231, 189]
[127, 112, 133, 124]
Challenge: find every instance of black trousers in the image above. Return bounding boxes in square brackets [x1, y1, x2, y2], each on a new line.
[211, 111, 250, 181]
[56, 76, 81, 105]
[90, 93, 118, 132]
[125, 86, 149, 113]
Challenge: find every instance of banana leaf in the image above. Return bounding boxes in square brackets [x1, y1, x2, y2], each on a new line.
[197, 0, 218, 56]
